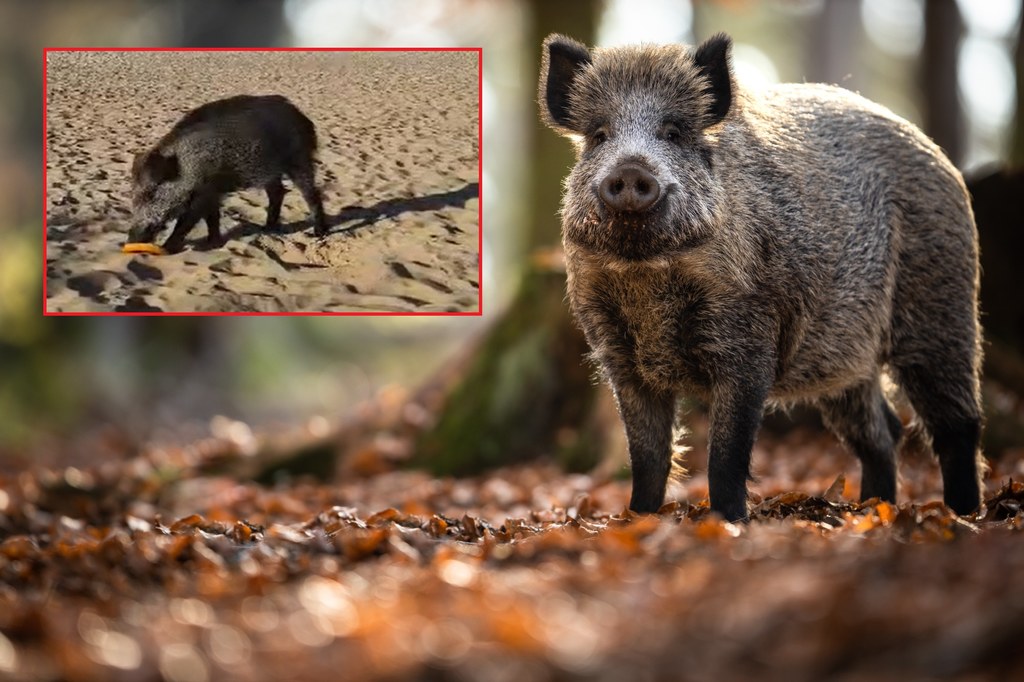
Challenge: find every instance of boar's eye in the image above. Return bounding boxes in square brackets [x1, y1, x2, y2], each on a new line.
[589, 127, 608, 146]
[661, 123, 683, 144]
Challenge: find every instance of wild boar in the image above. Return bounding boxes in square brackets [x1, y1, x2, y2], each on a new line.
[129, 94, 327, 252]
[539, 33, 984, 520]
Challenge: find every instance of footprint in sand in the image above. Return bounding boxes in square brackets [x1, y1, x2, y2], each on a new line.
[127, 258, 164, 281]
[389, 262, 413, 279]
[421, 278, 453, 294]
[67, 270, 122, 298]
[210, 258, 238, 275]
[115, 295, 162, 312]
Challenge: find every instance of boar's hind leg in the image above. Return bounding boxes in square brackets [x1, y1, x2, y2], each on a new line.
[204, 205, 223, 247]
[614, 382, 676, 515]
[264, 178, 285, 229]
[289, 167, 327, 237]
[818, 378, 900, 503]
[891, 271, 982, 516]
[707, 380, 770, 522]
[895, 361, 982, 516]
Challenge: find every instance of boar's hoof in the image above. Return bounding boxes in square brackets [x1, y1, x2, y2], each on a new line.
[162, 239, 186, 254]
[712, 499, 749, 523]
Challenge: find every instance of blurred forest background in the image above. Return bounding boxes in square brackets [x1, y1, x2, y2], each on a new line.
[5, 0, 1024, 472]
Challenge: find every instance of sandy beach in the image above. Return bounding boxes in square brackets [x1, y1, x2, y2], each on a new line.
[44, 50, 480, 313]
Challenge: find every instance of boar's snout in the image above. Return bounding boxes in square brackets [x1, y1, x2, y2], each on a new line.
[598, 163, 661, 213]
[127, 223, 161, 245]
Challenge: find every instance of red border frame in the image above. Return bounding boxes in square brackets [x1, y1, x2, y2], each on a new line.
[42, 46, 483, 317]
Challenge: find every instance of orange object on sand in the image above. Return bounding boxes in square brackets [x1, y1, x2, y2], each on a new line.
[122, 243, 165, 256]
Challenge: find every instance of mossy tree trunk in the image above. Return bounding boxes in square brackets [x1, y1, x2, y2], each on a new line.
[414, 1, 604, 475]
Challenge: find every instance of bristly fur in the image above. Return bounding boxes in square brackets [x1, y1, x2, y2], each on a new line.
[129, 94, 326, 250]
[539, 33, 985, 521]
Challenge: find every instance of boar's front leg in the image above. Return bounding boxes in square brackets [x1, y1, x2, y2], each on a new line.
[264, 178, 285, 229]
[706, 377, 770, 521]
[204, 205, 224, 248]
[613, 381, 677, 514]
[162, 209, 202, 254]
[163, 194, 218, 253]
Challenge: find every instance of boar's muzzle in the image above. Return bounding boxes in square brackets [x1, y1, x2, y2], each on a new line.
[598, 163, 662, 213]
[127, 223, 163, 245]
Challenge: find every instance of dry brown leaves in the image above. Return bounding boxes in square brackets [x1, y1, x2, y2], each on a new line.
[1, 429, 1023, 682]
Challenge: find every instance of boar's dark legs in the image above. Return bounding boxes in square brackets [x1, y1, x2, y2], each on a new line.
[264, 178, 285, 229]
[614, 382, 676, 514]
[204, 205, 223, 247]
[706, 381, 770, 522]
[818, 378, 900, 503]
[930, 418, 982, 516]
[289, 168, 327, 237]
[896, 362, 983, 516]
[162, 211, 202, 253]
[162, 194, 218, 253]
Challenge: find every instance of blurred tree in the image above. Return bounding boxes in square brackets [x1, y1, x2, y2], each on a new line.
[809, 0, 862, 90]
[961, 2, 1024, 453]
[174, 0, 286, 46]
[106, 0, 290, 405]
[414, 1, 603, 475]
[11, 1, 294, 449]
[109, 0, 295, 415]
[921, 0, 964, 167]
[968, 0, 1024, 360]
[1014, 0, 1024, 166]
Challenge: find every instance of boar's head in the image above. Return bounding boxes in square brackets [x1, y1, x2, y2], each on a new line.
[539, 33, 733, 261]
[128, 150, 190, 243]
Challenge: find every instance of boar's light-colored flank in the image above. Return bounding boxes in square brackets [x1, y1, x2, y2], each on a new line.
[129, 94, 327, 252]
[539, 33, 984, 521]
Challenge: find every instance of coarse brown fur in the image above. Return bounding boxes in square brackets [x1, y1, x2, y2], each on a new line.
[129, 94, 326, 251]
[539, 33, 984, 520]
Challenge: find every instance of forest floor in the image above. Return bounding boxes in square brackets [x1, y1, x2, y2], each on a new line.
[1, 409, 1023, 682]
[44, 50, 479, 313]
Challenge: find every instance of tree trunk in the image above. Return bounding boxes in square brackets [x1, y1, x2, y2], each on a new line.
[921, 0, 965, 167]
[176, 0, 285, 47]
[1012, 0, 1024, 166]
[809, 0, 863, 89]
[412, 262, 599, 474]
[414, 1, 603, 475]
[525, 2, 599, 250]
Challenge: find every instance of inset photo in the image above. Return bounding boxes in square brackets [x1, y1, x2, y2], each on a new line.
[44, 48, 481, 315]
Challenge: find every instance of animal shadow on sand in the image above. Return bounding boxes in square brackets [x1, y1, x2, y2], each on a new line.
[204, 182, 480, 249]
[329, 182, 479, 235]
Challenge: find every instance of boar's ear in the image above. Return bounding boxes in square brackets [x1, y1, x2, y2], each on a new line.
[540, 33, 591, 132]
[148, 152, 180, 184]
[693, 33, 733, 126]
